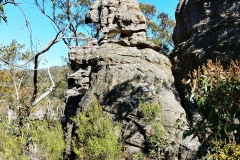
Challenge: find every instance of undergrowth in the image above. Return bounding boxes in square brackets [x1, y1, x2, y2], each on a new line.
[72, 100, 123, 160]
[183, 59, 240, 158]
[0, 118, 65, 159]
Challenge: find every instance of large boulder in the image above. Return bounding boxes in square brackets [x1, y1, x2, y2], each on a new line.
[63, 39, 198, 159]
[170, 0, 240, 115]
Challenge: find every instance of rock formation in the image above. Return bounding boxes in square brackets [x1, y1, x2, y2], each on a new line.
[85, 0, 161, 51]
[171, 0, 240, 116]
[63, 0, 199, 159]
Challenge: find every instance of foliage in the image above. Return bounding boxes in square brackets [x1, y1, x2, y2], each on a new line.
[183, 60, 240, 157]
[0, 40, 68, 159]
[139, 102, 161, 122]
[0, 40, 34, 126]
[0, 40, 32, 69]
[72, 100, 123, 160]
[207, 141, 240, 160]
[0, 118, 65, 159]
[30, 120, 65, 159]
[0, 119, 28, 159]
[0, 1, 7, 24]
[0, 40, 33, 110]
[34, 0, 95, 47]
[139, 102, 170, 159]
[139, 3, 175, 54]
[0, 40, 70, 117]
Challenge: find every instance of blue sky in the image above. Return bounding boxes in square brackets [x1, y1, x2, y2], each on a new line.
[0, 0, 179, 68]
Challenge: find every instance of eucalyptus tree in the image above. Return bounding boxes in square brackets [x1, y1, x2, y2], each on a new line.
[140, 2, 175, 54]
[34, 0, 96, 48]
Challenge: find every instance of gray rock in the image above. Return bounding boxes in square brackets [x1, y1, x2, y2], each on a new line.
[85, 0, 160, 51]
[64, 43, 189, 159]
[63, 0, 201, 159]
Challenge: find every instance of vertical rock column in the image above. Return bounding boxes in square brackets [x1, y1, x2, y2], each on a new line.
[63, 40, 98, 156]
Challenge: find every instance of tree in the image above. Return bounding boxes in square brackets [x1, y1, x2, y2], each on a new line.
[0, 40, 32, 106]
[139, 3, 175, 54]
[0, 40, 34, 127]
[34, 0, 96, 48]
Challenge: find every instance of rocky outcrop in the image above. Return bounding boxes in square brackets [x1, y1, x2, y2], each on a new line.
[171, 0, 240, 115]
[85, 0, 160, 51]
[64, 40, 196, 159]
[63, 0, 201, 159]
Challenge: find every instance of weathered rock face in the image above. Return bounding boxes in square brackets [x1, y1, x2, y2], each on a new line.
[63, 0, 201, 159]
[64, 40, 196, 159]
[171, 0, 240, 115]
[85, 0, 160, 51]
[86, 0, 146, 35]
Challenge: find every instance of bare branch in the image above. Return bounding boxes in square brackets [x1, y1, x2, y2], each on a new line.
[2, 1, 18, 5]
[31, 30, 62, 104]
[32, 52, 55, 106]
[34, 0, 71, 48]
[61, 36, 91, 40]
[3, 1, 34, 53]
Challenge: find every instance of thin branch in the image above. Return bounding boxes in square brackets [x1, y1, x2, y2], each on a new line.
[3, 1, 34, 54]
[2, 1, 18, 5]
[30, 30, 62, 104]
[61, 36, 91, 40]
[32, 51, 55, 106]
[34, 0, 71, 48]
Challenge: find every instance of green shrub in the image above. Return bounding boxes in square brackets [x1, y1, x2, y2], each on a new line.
[183, 60, 240, 157]
[0, 118, 65, 160]
[0, 118, 28, 160]
[72, 100, 123, 160]
[139, 102, 170, 159]
[207, 142, 240, 160]
[30, 120, 65, 159]
[139, 102, 161, 122]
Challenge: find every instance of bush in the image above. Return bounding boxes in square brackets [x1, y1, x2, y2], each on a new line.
[0, 119, 28, 160]
[30, 120, 65, 159]
[183, 60, 240, 157]
[0, 118, 65, 159]
[139, 102, 161, 121]
[139, 102, 170, 159]
[72, 100, 123, 160]
[207, 142, 240, 160]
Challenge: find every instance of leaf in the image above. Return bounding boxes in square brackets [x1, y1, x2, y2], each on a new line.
[2, 15, 7, 23]
[209, 106, 214, 118]
[224, 126, 228, 135]
[0, 4, 3, 13]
